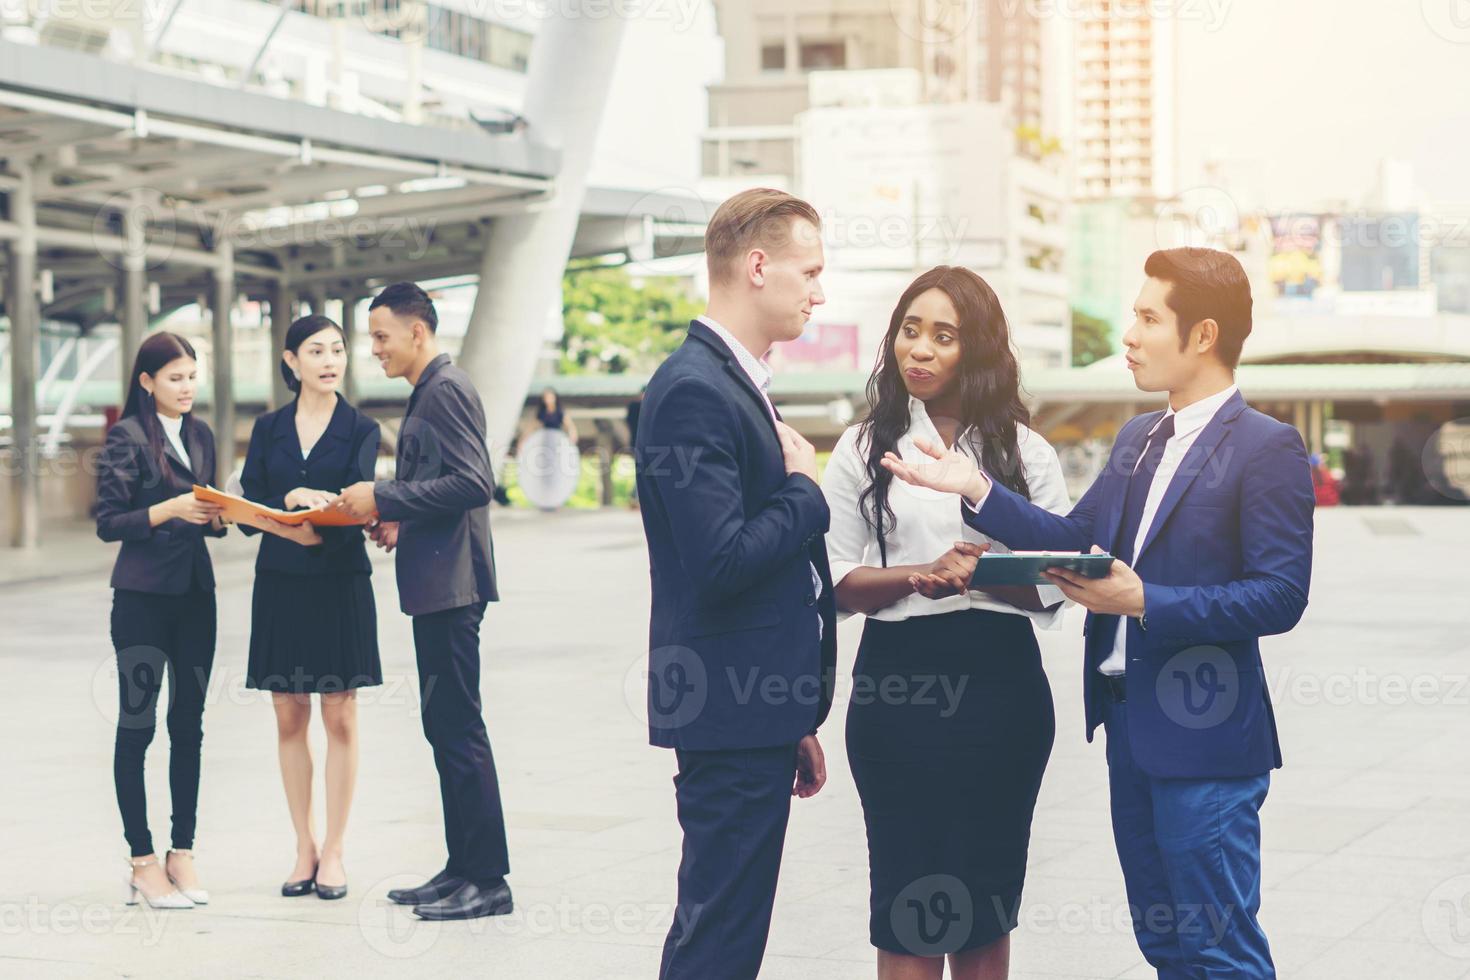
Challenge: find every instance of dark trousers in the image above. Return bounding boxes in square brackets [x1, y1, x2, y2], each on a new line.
[110, 588, 217, 858]
[660, 743, 797, 980]
[1104, 698, 1275, 979]
[412, 602, 509, 884]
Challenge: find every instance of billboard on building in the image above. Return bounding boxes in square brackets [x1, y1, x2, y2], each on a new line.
[1267, 214, 1323, 299]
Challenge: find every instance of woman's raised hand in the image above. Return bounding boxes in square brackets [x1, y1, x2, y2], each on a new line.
[880, 436, 990, 501]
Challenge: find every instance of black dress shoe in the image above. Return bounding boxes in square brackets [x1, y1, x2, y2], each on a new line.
[413, 879, 513, 921]
[281, 871, 317, 897]
[387, 870, 466, 906]
[316, 880, 348, 901]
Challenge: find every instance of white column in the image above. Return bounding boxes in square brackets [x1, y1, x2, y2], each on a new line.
[212, 240, 235, 486]
[7, 164, 39, 549]
[456, 4, 627, 474]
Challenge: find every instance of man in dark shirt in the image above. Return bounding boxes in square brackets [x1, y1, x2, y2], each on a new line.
[333, 282, 510, 921]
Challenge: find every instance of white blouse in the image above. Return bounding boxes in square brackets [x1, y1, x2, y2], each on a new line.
[821, 396, 1073, 628]
[158, 413, 190, 470]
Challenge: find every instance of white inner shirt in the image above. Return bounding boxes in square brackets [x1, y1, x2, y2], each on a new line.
[821, 396, 1072, 628]
[697, 315, 824, 635]
[158, 412, 191, 470]
[1099, 383, 1239, 675]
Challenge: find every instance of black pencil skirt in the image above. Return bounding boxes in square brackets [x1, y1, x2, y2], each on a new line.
[846, 608, 1055, 956]
[246, 571, 382, 693]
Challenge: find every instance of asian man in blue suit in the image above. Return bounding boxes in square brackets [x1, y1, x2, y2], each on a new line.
[884, 247, 1314, 979]
[635, 188, 838, 980]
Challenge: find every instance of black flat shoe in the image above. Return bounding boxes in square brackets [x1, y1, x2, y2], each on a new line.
[387, 870, 466, 906]
[413, 879, 513, 921]
[281, 869, 317, 897]
[316, 880, 347, 900]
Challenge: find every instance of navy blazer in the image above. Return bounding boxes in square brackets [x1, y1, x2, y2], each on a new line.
[964, 390, 1314, 779]
[375, 354, 499, 616]
[95, 414, 225, 594]
[238, 397, 380, 576]
[635, 320, 838, 752]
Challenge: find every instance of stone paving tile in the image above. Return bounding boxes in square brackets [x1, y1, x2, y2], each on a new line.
[1, 506, 1467, 978]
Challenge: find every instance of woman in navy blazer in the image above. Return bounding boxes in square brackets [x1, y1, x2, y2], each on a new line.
[238, 314, 381, 901]
[96, 331, 226, 910]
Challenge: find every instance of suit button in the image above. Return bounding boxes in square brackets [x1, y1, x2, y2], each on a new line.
[804, 594, 815, 606]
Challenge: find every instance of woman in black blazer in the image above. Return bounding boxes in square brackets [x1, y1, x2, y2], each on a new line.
[237, 314, 382, 901]
[96, 331, 227, 910]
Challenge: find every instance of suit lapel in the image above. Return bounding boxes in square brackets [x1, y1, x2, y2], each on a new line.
[1101, 413, 1162, 553]
[687, 320, 780, 437]
[1134, 393, 1246, 563]
[163, 420, 195, 483]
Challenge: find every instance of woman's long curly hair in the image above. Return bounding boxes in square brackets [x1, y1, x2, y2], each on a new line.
[855, 266, 1032, 565]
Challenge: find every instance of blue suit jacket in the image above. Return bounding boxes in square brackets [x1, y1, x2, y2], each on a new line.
[635, 320, 838, 751]
[964, 390, 1314, 778]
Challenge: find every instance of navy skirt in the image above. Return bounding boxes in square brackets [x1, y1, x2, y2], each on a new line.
[246, 571, 382, 693]
[846, 608, 1055, 956]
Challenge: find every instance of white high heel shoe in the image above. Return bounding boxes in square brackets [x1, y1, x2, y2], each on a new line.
[125, 856, 195, 909]
[166, 849, 209, 905]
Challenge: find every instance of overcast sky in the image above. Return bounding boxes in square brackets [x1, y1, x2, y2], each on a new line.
[588, 0, 1470, 210]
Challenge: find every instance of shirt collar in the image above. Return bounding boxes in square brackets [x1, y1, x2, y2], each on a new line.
[697, 315, 773, 394]
[906, 394, 976, 453]
[1154, 383, 1239, 440]
[414, 352, 452, 388]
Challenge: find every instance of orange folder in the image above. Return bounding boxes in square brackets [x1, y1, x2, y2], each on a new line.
[192, 485, 368, 527]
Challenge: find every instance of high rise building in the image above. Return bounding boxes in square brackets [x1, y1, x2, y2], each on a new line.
[702, 0, 1054, 184]
[1071, 8, 1177, 200]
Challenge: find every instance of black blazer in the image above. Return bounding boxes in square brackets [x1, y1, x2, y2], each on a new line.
[238, 397, 381, 576]
[95, 414, 225, 594]
[375, 354, 499, 616]
[634, 320, 838, 752]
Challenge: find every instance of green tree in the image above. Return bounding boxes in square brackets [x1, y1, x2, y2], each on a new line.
[559, 266, 703, 374]
[1071, 308, 1115, 367]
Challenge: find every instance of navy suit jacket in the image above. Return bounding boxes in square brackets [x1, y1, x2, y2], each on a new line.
[375, 354, 499, 617]
[635, 320, 838, 751]
[238, 397, 380, 576]
[964, 390, 1314, 778]
[95, 414, 226, 594]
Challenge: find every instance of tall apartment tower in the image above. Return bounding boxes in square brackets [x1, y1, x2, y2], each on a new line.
[1071, 8, 1177, 200]
[702, 0, 1051, 183]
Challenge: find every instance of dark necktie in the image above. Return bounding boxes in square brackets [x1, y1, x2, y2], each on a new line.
[1114, 414, 1176, 566]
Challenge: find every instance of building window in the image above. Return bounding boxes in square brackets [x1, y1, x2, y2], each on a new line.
[761, 42, 786, 71]
[799, 40, 845, 70]
[487, 23, 532, 73]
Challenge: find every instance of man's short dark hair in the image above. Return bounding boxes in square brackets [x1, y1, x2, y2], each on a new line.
[369, 281, 438, 333]
[1144, 247, 1252, 369]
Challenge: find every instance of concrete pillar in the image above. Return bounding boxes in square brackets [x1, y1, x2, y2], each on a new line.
[211, 240, 235, 486]
[596, 422, 614, 507]
[340, 293, 360, 404]
[307, 285, 328, 315]
[120, 191, 147, 403]
[456, 4, 627, 476]
[270, 280, 294, 409]
[1308, 400, 1324, 456]
[7, 165, 39, 549]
